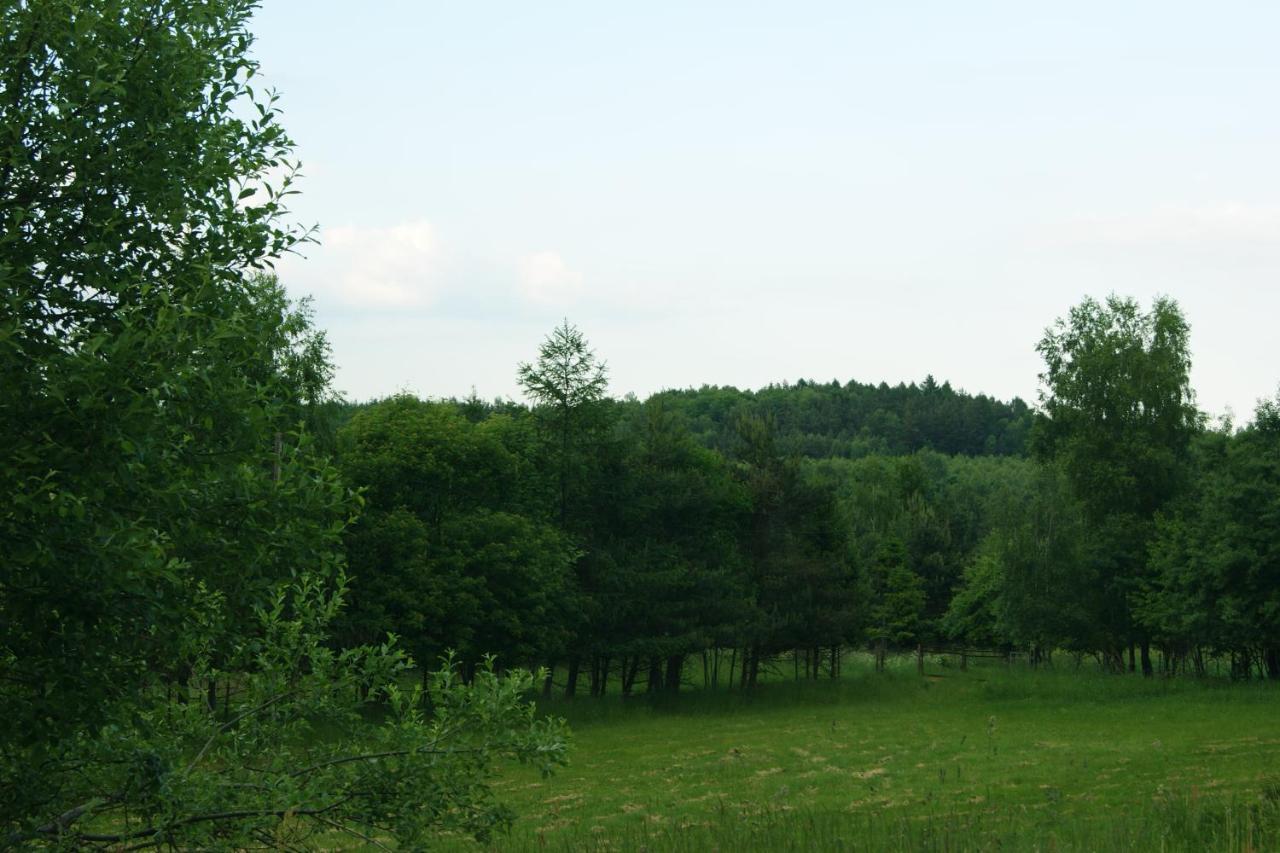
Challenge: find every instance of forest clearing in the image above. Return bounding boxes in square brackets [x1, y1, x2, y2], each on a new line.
[466, 658, 1280, 851]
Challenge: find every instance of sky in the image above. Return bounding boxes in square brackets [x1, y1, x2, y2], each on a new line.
[251, 2, 1280, 420]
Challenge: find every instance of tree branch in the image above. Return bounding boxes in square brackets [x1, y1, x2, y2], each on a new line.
[182, 689, 296, 778]
[289, 742, 512, 779]
[310, 814, 393, 852]
[68, 796, 353, 845]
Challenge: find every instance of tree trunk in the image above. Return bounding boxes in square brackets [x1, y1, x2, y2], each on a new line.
[622, 656, 641, 696]
[647, 656, 663, 693]
[830, 645, 839, 679]
[542, 663, 555, 698]
[664, 654, 683, 692]
[1140, 641, 1153, 678]
[564, 657, 580, 698]
[916, 643, 925, 676]
[1266, 648, 1280, 681]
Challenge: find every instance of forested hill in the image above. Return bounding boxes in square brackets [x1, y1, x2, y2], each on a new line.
[651, 375, 1033, 458]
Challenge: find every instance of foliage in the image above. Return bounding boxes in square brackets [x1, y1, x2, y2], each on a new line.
[517, 320, 610, 415]
[331, 292, 1280, 686]
[732, 414, 858, 679]
[1139, 394, 1280, 672]
[334, 396, 576, 671]
[945, 464, 1097, 652]
[517, 320, 610, 527]
[1033, 295, 1199, 662]
[596, 400, 754, 681]
[1035, 294, 1198, 521]
[0, 0, 569, 843]
[0, 0, 340, 822]
[813, 451, 1034, 646]
[5, 571, 568, 849]
[653, 374, 1033, 459]
[866, 538, 926, 647]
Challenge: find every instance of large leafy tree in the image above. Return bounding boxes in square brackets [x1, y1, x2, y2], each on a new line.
[1033, 295, 1199, 672]
[334, 396, 575, 672]
[1, 0, 566, 844]
[733, 414, 856, 686]
[948, 464, 1098, 657]
[1, 0, 317, 754]
[601, 399, 753, 693]
[1139, 396, 1280, 677]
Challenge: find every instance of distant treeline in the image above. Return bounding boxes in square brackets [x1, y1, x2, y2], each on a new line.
[415, 374, 1034, 460]
[651, 377, 1033, 459]
[327, 303, 1280, 692]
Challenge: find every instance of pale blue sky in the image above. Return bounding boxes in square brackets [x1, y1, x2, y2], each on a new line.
[253, 2, 1280, 419]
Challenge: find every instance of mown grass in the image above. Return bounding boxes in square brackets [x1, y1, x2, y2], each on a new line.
[447, 655, 1280, 852]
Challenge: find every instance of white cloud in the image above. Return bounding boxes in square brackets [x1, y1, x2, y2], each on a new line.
[517, 251, 583, 305]
[280, 220, 440, 310]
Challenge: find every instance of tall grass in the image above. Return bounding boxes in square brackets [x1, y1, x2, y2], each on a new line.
[429, 656, 1280, 852]
[489, 790, 1280, 852]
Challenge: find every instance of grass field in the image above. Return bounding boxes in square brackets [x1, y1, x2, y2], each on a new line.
[452, 655, 1280, 852]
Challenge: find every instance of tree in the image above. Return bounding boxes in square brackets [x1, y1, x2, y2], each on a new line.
[986, 464, 1097, 658]
[733, 414, 857, 686]
[2, 0, 321, 769]
[516, 321, 613, 696]
[866, 538, 925, 670]
[517, 320, 609, 526]
[1139, 395, 1280, 677]
[334, 396, 575, 673]
[5, 571, 568, 849]
[649, 379, 1033, 459]
[603, 399, 752, 693]
[1033, 295, 1199, 673]
[1, 0, 567, 842]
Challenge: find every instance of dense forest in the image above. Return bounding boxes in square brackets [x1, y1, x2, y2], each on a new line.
[648, 377, 1032, 458]
[328, 302, 1280, 694]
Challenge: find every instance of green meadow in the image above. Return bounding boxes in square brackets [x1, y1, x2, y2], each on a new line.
[461, 657, 1280, 852]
